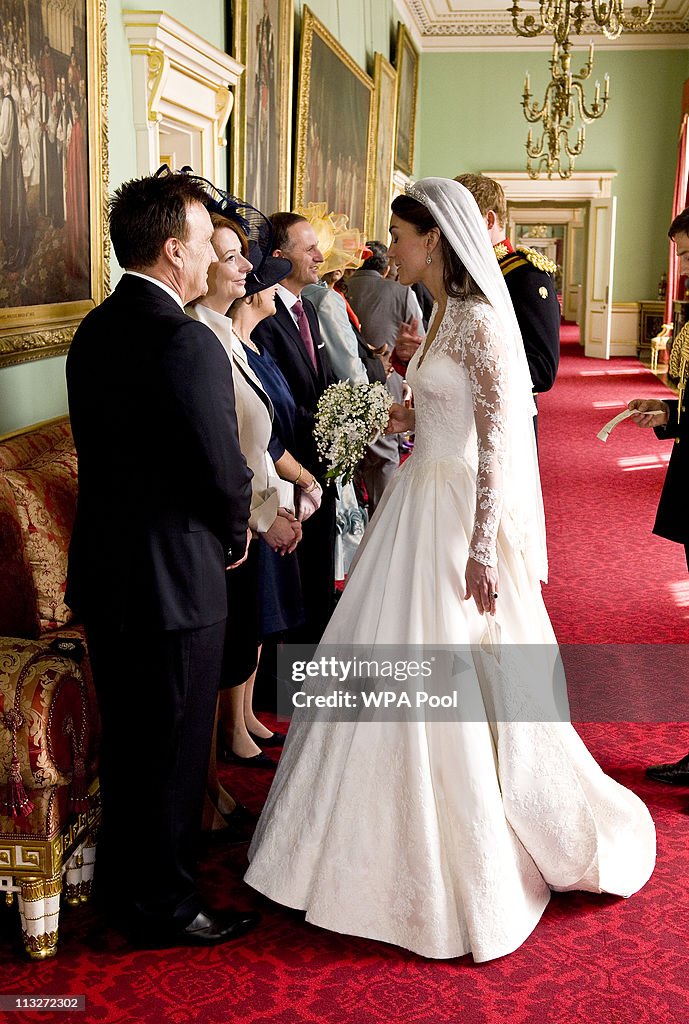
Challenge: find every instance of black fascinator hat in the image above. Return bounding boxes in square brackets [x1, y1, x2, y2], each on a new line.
[243, 243, 292, 297]
[171, 165, 292, 296]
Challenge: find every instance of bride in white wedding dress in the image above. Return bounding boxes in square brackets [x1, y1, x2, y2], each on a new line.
[244, 178, 655, 962]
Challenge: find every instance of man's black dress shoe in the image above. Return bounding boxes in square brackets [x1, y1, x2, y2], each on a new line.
[646, 752, 689, 786]
[248, 730, 286, 747]
[135, 908, 260, 948]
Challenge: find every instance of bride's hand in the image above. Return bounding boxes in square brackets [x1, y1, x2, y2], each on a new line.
[386, 403, 415, 435]
[464, 557, 499, 617]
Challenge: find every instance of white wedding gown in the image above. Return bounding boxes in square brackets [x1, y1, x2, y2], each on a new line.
[245, 297, 656, 962]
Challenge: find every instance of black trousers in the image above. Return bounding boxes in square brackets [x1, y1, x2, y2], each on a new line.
[86, 617, 225, 929]
[292, 485, 336, 645]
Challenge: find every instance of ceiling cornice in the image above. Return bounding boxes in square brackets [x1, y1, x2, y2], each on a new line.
[396, 0, 689, 51]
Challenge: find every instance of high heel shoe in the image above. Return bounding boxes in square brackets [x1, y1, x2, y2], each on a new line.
[248, 730, 286, 747]
[201, 804, 256, 846]
[217, 727, 278, 767]
[224, 748, 276, 769]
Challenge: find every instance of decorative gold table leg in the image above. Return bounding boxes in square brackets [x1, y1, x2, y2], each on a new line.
[18, 875, 61, 960]
[79, 843, 96, 903]
[64, 851, 83, 906]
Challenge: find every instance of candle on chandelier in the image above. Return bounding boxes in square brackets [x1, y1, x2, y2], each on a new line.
[604, 74, 610, 97]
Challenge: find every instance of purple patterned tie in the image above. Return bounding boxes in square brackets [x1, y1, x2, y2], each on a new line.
[292, 299, 317, 370]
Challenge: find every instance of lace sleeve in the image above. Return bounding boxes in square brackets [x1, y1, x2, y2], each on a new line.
[463, 307, 508, 566]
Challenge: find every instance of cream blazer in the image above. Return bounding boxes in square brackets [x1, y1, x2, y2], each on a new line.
[187, 304, 283, 534]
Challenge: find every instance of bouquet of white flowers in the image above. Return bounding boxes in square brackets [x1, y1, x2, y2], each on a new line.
[314, 381, 393, 483]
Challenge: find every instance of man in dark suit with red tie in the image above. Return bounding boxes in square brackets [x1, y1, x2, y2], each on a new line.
[66, 171, 259, 946]
[252, 212, 337, 643]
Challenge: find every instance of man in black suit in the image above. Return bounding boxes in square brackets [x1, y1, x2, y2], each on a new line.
[627, 207, 689, 789]
[66, 171, 259, 946]
[252, 213, 337, 643]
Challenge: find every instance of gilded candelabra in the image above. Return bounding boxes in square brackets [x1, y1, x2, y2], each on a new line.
[509, 0, 655, 43]
[522, 41, 609, 179]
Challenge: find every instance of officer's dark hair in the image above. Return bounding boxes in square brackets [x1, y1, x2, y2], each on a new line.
[109, 173, 209, 270]
[391, 194, 485, 302]
[454, 174, 507, 229]
[364, 241, 389, 274]
[270, 213, 308, 253]
[669, 208, 689, 240]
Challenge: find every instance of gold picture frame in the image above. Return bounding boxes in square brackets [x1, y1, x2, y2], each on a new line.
[294, 6, 374, 233]
[0, 0, 109, 370]
[394, 22, 419, 177]
[370, 53, 397, 242]
[230, 0, 293, 214]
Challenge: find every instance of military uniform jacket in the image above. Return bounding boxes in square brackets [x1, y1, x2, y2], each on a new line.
[653, 400, 688, 545]
[498, 243, 561, 394]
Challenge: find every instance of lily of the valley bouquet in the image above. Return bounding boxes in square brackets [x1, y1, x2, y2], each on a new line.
[314, 381, 393, 484]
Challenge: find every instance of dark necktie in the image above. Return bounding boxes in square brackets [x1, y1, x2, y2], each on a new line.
[292, 299, 317, 370]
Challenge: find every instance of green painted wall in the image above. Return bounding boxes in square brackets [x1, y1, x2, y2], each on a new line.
[419, 48, 689, 301]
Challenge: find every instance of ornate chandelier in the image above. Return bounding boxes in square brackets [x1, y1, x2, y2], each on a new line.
[509, 0, 655, 43]
[522, 41, 610, 179]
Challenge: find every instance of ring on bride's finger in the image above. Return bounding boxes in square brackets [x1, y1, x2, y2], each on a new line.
[491, 593, 498, 599]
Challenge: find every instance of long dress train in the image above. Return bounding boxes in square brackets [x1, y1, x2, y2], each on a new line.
[245, 296, 656, 962]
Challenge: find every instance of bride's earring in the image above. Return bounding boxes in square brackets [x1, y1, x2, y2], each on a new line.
[426, 253, 432, 265]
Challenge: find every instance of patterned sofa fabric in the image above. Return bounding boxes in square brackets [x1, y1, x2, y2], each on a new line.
[5, 444, 78, 631]
[0, 637, 94, 778]
[0, 477, 38, 639]
[0, 418, 75, 637]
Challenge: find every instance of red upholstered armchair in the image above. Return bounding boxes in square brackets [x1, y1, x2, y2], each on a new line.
[0, 416, 99, 959]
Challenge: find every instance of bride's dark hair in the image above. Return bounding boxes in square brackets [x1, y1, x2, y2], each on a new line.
[391, 194, 485, 301]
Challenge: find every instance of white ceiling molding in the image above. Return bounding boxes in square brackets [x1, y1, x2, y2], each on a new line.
[482, 170, 617, 200]
[123, 11, 244, 181]
[396, 0, 689, 51]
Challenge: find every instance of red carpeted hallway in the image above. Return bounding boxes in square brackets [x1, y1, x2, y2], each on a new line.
[1, 330, 688, 1024]
[539, 328, 688, 643]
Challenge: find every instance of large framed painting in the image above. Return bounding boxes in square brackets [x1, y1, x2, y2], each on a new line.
[370, 53, 397, 242]
[294, 6, 374, 233]
[394, 22, 419, 177]
[230, 0, 293, 214]
[0, 0, 109, 369]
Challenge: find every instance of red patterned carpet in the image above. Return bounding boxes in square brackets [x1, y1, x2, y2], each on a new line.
[539, 332, 687, 643]
[2, 333, 688, 1024]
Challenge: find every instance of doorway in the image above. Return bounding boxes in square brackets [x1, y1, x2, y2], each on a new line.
[484, 173, 618, 356]
[506, 203, 587, 323]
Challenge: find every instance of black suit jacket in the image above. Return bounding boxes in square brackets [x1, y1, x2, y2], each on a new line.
[499, 251, 560, 394]
[252, 294, 336, 477]
[653, 399, 688, 545]
[66, 274, 252, 630]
